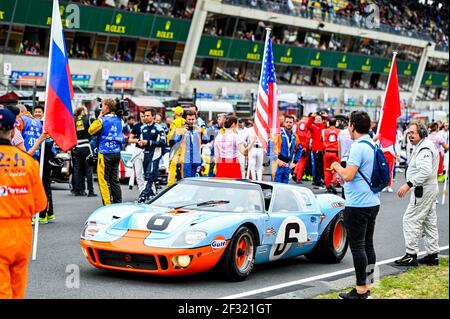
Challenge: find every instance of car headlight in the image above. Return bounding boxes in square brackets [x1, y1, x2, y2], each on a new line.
[81, 221, 105, 239]
[184, 230, 207, 245]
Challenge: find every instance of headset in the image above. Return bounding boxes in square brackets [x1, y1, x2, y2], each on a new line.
[411, 122, 428, 139]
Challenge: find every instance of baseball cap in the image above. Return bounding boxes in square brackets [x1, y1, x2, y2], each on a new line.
[174, 106, 184, 115]
[0, 108, 16, 131]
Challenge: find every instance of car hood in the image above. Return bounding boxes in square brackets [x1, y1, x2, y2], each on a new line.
[106, 205, 222, 237]
[84, 203, 264, 248]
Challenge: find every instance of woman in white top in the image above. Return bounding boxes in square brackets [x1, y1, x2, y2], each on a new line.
[214, 116, 255, 178]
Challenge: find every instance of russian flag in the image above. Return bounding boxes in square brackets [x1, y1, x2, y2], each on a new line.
[43, 0, 77, 152]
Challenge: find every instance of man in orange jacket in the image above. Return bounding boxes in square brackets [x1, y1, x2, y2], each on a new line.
[0, 108, 47, 299]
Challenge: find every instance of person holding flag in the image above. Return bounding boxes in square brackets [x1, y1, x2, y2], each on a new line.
[274, 115, 302, 184]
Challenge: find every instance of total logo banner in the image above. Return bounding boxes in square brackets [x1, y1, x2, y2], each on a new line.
[0, 185, 29, 196]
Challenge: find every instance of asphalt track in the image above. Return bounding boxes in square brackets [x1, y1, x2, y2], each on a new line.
[26, 175, 449, 299]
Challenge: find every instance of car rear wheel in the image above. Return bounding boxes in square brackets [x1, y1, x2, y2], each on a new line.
[218, 226, 255, 282]
[305, 211, 348, 263]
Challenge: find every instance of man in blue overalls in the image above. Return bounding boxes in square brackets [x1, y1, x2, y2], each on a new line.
[275, 114, 302, 184]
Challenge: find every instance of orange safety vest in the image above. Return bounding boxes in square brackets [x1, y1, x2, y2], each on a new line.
[322, 126, 339, 151]
[0, 144, 47, 225]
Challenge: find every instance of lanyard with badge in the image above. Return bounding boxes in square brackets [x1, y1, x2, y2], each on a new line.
[281, 127, 292, 158]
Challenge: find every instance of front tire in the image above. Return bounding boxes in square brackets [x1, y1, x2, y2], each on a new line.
[305, 211, 348, 263]
[218, 226, 256, 282]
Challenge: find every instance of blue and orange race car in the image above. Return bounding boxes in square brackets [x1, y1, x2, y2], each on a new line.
[80, 178, 347, 281]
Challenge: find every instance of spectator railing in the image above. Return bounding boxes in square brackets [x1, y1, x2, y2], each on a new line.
[435, 43, 449, 52]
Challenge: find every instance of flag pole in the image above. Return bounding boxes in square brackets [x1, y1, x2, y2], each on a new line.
[376, 51, 397, 137]
[442, 169, 448, 205]
[258, 28, 272, 180]
[32, 0, 58, 261]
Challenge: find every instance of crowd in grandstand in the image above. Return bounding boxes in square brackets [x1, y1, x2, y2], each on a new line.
[224, 0, 448, 50]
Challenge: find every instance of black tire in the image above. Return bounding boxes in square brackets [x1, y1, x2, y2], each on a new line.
[305, 211, 348, 263]
[217, 226, 256, 282]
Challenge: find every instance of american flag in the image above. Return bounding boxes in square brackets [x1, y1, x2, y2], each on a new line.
[254, 30, 279, 152]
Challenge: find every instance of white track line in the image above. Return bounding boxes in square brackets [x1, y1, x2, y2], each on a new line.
[220, 245, 449, 299]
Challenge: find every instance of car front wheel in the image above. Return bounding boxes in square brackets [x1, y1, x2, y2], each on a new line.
[218, 226, 256, 282]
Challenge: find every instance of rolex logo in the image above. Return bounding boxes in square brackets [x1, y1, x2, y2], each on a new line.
[115, 13, 122, 24]
[316, 52, 320, 59]
[253, 44, 258, 53]
[217, 39, 222, 49]
[165, 21, 171, 30]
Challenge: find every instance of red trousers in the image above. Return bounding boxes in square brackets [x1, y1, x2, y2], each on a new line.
[216, 158, 242, 179]
[384, 151, 395, 187]
[438, 152, 444, 175]
[323, 151, 339, 188]
[294, 149, 310, 180]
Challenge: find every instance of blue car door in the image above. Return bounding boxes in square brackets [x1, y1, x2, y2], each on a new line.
[262, 187, 321, 261]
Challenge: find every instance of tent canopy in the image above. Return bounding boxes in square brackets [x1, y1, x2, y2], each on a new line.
[196, 100, 234, 113]
[126, 97, 164, 108]
[0, 91, 20, 103]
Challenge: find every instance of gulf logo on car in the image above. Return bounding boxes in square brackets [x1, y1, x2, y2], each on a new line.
[211, 236, 226, 249]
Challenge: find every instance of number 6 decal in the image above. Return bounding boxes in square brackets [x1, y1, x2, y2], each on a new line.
[269, 216, 307, 261]
[146, 214, 172, 231]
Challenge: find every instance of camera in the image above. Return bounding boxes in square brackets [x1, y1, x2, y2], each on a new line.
[115, 98, 129, 117]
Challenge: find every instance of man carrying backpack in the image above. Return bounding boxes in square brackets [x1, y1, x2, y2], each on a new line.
[330, 111, 381, 300]
[395, 122, 440, 267]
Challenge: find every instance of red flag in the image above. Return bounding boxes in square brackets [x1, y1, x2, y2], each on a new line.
[43, 0, 77, 152]
[254, 29, 280, 152]
[378, 54, 401, 148]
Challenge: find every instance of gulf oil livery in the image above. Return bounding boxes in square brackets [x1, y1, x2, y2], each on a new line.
[80, 178, 347, 281]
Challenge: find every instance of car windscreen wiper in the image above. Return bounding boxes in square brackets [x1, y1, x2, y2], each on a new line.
[171, 200, 230, 210]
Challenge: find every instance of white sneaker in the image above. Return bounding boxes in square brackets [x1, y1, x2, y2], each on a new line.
[382, 187, 388, 192]
[387, 187, 393, 193]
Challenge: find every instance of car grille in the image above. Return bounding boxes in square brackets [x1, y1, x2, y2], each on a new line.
[97, 250, 158, 271]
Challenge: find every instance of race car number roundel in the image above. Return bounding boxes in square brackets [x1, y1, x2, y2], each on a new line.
[269, 216, 307, 261]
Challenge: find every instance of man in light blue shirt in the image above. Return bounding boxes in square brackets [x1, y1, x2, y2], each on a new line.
[330, 111, 380, 300]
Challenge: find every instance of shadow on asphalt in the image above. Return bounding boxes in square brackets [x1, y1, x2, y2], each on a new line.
[79, 255, 325, 285]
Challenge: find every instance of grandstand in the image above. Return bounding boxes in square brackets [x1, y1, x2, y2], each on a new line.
[0, 0, 448, 121]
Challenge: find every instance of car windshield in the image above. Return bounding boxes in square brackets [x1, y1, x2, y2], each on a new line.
[151, 181, 264, 213]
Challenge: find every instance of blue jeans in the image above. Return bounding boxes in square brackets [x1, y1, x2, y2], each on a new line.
[184, 163, 201, 178]
[275, 166, 290, 183]
[344, 205, 380, 286]
[141, 156, 160, 198]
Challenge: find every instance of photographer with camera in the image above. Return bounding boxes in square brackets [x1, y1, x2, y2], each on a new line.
[307, 111, 327, 188]
[88, 98, 123, 206]
[174, 110, 208, 179]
